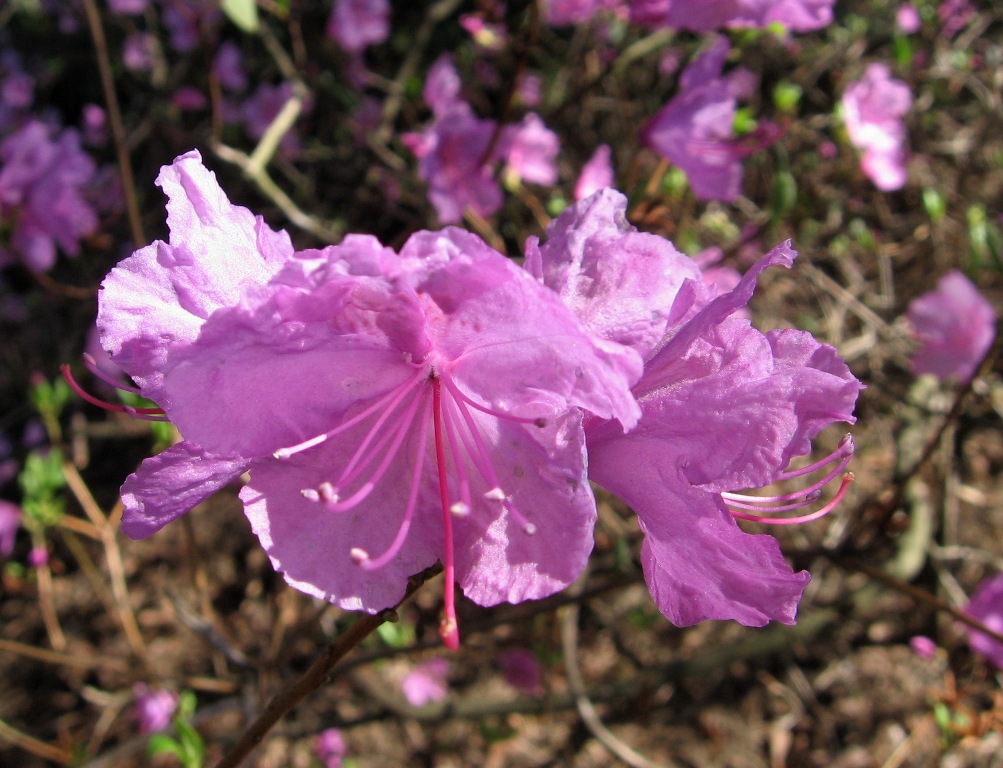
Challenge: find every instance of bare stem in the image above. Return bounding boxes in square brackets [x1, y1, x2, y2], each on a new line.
[210, 140, 343, 243]
[79, 0, 145, 248]
[560, 573, 676, 768]
[0, 716, 72, 765]
[213, 564, 442, 768]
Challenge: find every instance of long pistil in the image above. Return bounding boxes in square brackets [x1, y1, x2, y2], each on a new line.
[432, 378, 460, 650]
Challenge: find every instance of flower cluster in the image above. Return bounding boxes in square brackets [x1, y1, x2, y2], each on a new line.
[0, 121, 100, 272]
[546, 0, 836, 31]
[907, 270, 996, 381]
[842, 64, 912, 191]
[81, 152, 859, 646]
[641, 36, 780, 202]
[963, 573, 1003, 669]
[403, 56, 559, 224]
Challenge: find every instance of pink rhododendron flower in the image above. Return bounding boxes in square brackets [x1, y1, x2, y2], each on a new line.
[500, 113, 560, 186]
[28, 546, 48, 567]
[630, 0, 835, 31]
[91, 151, 640, 648]
[326, 0, 390, 53]
[963, 573, 1003, 669]
[460, 14, 506, 50]
[213, 41, 247, 93]
[108, 0, 148, 13]
[313, 728, 347, 768]
[0, 500, 20, 556]
[82, 105, 109, 147]
[907, 270, 996, 381]
[161, 0, 220, 53]
[403, 57, 507, 224]
[574, 144, 614, 202]
[518, 74, 543, 107]
[407, 58, 560, 220]
[403, 110, 503, 225]
[693, 246, 747, 320]
[937, 0, 974, 39]
[641, 37, 779, 202]
[123, 33, 158, 72]
[545, 0, 624, 26]
[909, 635, 937, 659]
[842, 64, 912, 191]
[896, 3, 921, 34]
[0, 121, 98, 272]
[498, 647, 543, 696]
[132, 683, 178, 734]
[402, 658, 450, 706]
[526, 190, 862, 626]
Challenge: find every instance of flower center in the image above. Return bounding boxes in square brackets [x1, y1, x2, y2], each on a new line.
[274, 364, 544, 650]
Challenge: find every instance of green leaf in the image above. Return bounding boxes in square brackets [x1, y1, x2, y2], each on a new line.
[148, 733, 183, 758]
[177, 690, 198, 720]
[220, 0, 259, 33]
[773, 82, 802, 114]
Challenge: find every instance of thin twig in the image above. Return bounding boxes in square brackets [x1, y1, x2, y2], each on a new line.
[63, 462, 150, 665]
[213, 564, 442, 768]
[374, 0, 465, 144]
[837, 559, 1003, 648]
[210, 140, 343, 243]
[561, 595, 676, 768]
[0, 637, 130, 672]
[79, 0, 145, 248]
[33, 539, 67, 651]
[0, 716, 72, 765]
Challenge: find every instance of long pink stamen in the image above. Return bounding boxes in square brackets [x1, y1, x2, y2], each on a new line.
[449, 392, 537, 535]
[730, 473, 854, 525]
[442, 378, 547, 427]
[82, 353, 143, 394]
[440, 392, 472, 516]
[273, 371, 424, 459]
[355, 396, 432, 571]
[324, 390, 426, 511]
[773, 434, 855, 482]
[722, 449, 853, 506]
[330, 380, 424, 492]
[726, 490, 822, 513]
[432, 379, 460, 651]
[60, 363, 169, 421]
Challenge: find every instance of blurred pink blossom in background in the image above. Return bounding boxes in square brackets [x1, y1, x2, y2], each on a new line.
[909, 635, 938, 659]
[313, 728, 347, 768]
[0, 120, 99, 271]
[0, 500, 20, 557]
[500, 113, 560, 186]
[132, 684, 178, 734]
[842, 63, 911, 191]
[641, 37, 779, 201]
[907, 270, 996, 381]
[498, 647, 543, 696]
[402, 659, 450, 706]
[963, 573, 1003, 669]
[896, 3, 921, 34]
[326, 0, 390, 53]
[574, 144, 614, 201]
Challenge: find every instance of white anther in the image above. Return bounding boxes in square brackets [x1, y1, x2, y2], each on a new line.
[300, 488, 321, 502]
[484, 487, 506, 502]
[319, 482, 338, 503]
[523, 523, 537, 535]
[450, 501, 471, 517]
[273, 448, 292, 459]
[350, 547, 369, 565]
